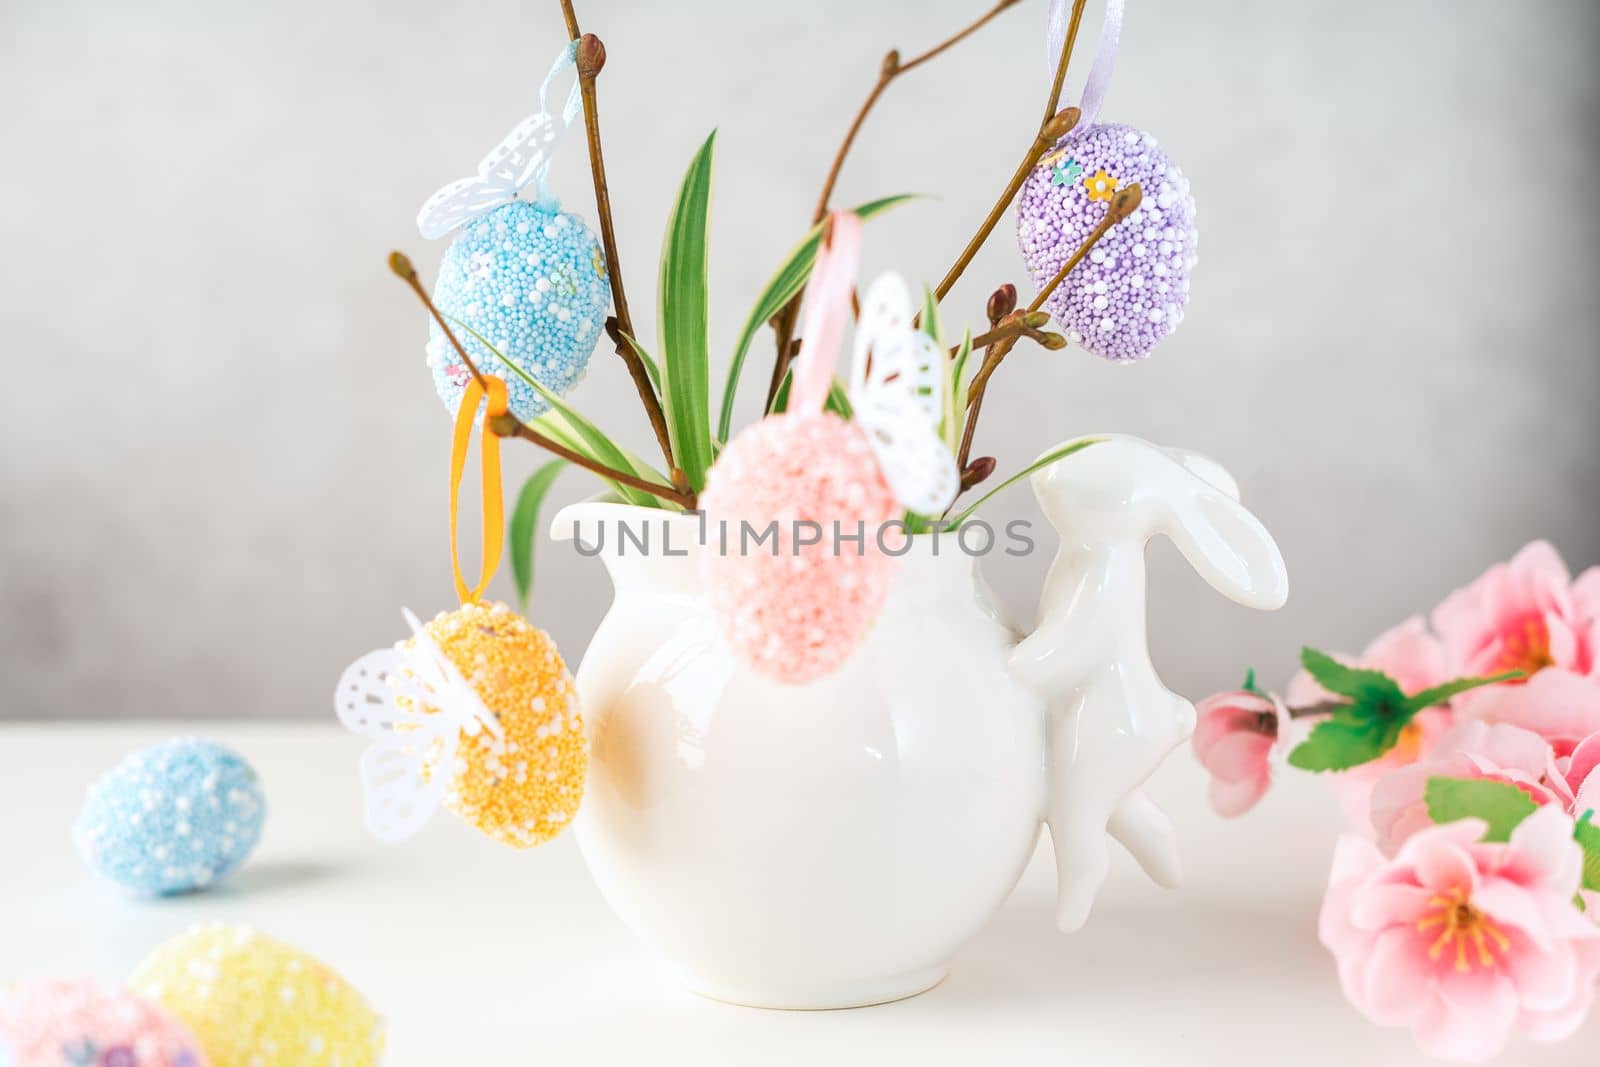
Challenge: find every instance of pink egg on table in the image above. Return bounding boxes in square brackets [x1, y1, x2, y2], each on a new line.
[700, 411, 901, 685]
[0, 977, 208, 1067]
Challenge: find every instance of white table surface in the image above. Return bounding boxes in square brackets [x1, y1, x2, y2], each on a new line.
[3, 722, 1592, 1066]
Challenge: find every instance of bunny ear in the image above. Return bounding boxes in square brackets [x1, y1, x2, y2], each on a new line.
[1163, 447, 1240, 501]
[1165, 483, 1289, 610]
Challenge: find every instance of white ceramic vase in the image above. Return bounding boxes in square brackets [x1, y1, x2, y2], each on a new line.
[553, 435, 1288, 1009]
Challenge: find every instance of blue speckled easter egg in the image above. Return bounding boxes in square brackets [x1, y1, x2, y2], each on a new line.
[428, 199, 611, 422]
[74, 738, 266, 895]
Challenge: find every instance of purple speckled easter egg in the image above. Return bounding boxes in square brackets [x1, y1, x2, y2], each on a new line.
[1017, 123, 1197, 362]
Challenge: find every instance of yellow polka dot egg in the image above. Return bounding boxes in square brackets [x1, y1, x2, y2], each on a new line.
[418, 601, 586, 848]
[129, 922, 383, 1067]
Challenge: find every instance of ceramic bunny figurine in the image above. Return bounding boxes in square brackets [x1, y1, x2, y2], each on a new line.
[1011, 434, 1289, 932]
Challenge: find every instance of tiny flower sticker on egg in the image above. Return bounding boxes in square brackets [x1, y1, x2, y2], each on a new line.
[74, 738, 266, 895]
[0, 977, 208, 1067]
[1017, 123, 1197, 362]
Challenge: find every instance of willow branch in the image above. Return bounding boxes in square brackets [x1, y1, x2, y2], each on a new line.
[1027, 184, 1142, 312]
[947, 185, 1140, 482]
[811, 0, 1022, 226]
[930, 0, 1092, 308]
[389, 252, 694, 510]
[955, 334, 1018, 473]
[931, 106, 1079, 305]
[493, 419, 695, 508]
[557, 4, 678, 484]
[762, 0, 1023, 412]
[963, 311, 1063, 354]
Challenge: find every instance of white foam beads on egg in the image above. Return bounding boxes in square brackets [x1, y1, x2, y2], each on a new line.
[1017, 123, 1197, 362]
[428, 200, 611, 421]
[73, 738, 265, 895]
[700, 412, 902, 685]
[130, 922, 384, 1067]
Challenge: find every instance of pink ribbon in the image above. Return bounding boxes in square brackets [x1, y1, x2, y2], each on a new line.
[1045, 0, 1124, 132]
[788, 210, 862, 416]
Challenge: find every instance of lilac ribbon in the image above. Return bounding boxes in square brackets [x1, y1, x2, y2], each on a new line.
[1045, 0, 1124, 131]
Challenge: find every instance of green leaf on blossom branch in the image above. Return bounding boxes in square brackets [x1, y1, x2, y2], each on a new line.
[1286, 710, 1398, 772]
[1424, 777, 1539, 843]
[1299, 647, 1407, 707]
[1576, 811, 1600, 893]
[1401, 671, 1524, 715]
[1241, 667, 1267, 698]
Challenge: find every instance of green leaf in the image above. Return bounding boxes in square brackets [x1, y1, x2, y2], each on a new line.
[1575, 811, 1600, 892]
[445, 316, 666, 508]
[945, 329, 972, 453]
[659, 130, 718, 492]
[716, 193, 918, 441]
[1424, 777, 1539, 842]
[920, 284, 942, 342]
[826, 379, 853, 419]
[1300, 647, 1407, 706]
[1287, 713, 1393, 772]
[769, 368, 792, 413]
[1402, 671, 1524, 714]
[945, 438, 1100, 526]
[769, 371, 853, 420]
[527, 412, 652, 507]
[1241, 667, 1267, 697]
[508, 460, 566, 610]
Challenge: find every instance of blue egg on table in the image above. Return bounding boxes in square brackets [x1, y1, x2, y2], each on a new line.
[427, 199, 612, 424]
[73, 738, 266, 895]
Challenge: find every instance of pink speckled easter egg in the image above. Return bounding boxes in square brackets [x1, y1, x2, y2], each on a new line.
[1017, 122, 1197, 362]
[0, 977, 208, 1067]
[700, 411, 901, 684]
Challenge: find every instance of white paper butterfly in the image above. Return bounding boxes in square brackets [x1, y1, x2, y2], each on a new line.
[416, 115, 564, 239]
[415, 42, 582, 240]
[333, 608, 502, 843]
[850, 273, 961, 515]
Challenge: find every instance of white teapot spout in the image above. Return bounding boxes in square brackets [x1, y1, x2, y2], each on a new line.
[1008, 435, 1288, 932]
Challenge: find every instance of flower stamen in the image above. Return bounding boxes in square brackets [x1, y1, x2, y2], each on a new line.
[1417, 889, 1511, 972]
[1496, 615, 1554, 675]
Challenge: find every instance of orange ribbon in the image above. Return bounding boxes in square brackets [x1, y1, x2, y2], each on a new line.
[449, 375, 507, 604]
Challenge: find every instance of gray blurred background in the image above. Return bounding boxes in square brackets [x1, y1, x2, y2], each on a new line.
[2, 0, 1596, 720]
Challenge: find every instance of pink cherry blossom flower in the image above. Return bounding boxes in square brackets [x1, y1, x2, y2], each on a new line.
[1565, 730, 1600, 914]
[1563, 731, 1600, 820]
[1368, 722, 1572, 855]
[1432, 541, 1600, 692]
[1461, 667, 1600, 758]
[1287, 617, 1454, 830]
[1192, 690, 1285, 817]
[1319, 806, 1600, 1062]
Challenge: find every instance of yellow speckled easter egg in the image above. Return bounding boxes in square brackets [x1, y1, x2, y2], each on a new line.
[420, 600, 586, 848]
[128, 922, 384, 1067]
